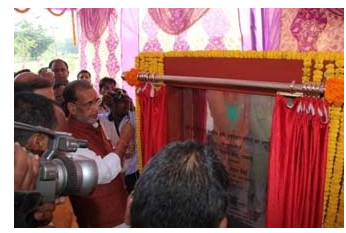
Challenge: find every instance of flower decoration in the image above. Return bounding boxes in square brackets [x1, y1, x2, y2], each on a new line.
[325, 77, 344, 107]
[125, 68, 141, 87]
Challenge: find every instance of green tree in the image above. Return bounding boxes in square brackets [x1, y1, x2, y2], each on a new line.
[14, 20, 53, 61]
[57, 38, 78, 54]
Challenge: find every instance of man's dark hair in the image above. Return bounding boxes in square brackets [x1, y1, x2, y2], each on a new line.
[38, 67, 48, 75]
[15, 76, 53, 92]
[48, 59, 69, 71]
[77, 70, 91, 78]
[130, 141, 229, 227]
[63, 80, 93, 103]
[14, 82, 33, 94]
[14, 69, 31, 78]
[14, 92, 57, 146]
[99, 77, 116, 93]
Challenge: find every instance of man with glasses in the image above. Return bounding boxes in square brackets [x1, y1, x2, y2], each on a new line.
[63, 80, 134, 227]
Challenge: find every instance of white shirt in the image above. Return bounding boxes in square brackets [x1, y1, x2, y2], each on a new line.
[99, 112, 138, 175]
[67, 148, 122, 185]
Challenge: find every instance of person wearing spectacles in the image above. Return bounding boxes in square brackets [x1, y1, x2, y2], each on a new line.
[63, 80, 134, 228]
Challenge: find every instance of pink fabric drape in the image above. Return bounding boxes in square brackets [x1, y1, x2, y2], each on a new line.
[121, 8, 139, 102]
[290, 8, 328, 52]
[327, 8, 344, 17]
[79, 8, 113, 43]
[77, 14, 88, 70]
[106, 9, 119, 79]
[266, 95, 329, 227]
[148, 8, 209, 35]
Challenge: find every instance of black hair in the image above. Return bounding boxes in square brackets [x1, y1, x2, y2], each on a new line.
[63, 80, 93, 103]
[130, 141, 229, 227]
[15, 76, 53, 92]
[14, 92, 57, 146]
[38, 67, 48, 75]
[48, 59, 69, 70]
[99, 77, 116, 93]
[77, 70, 91, 79]
[14, 69, 31, 77]
[14, 82, 33, 94]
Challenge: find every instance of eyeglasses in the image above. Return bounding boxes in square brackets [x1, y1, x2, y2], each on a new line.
[73, 98, 102, 108]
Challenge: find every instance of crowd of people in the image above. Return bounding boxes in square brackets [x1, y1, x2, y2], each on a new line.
[14, 58, 230, 228]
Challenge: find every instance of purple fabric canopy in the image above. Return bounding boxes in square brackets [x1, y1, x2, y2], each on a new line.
[79, 8, 113, 43]
[148, 8, 209, 35]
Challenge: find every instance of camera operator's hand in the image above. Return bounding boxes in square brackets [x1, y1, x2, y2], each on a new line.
[14, 143, 57, 227]
[14, 142, 40, 191]
[124, 140, 135, 159]
[33, 201, 56, 227]
[32, 197, 65, 227]
[114, 120, 134, 159]
[120, 120, 135, 142]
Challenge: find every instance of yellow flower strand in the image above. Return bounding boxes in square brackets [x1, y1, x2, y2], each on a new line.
[322, 107, 339, 225]
[336, 181, 344, 228]
[313, 58, 324, 83]
[326, 111, 344, 227]
[135, 94, 143, 172]
[334, 112, 344, 228]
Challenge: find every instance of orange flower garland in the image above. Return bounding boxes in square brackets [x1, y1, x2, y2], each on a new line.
[325, 78, 344, 107]
[125, 68, 141, 87]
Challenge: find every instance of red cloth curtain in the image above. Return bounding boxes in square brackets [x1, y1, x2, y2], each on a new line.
[148, 8, 209, 35]
[179, 89, 207, 143]
[266, 95, 329, 227]
[139, 84, 168, 166]
[192, 89, 207, 143]
[79, 8, 113, 43]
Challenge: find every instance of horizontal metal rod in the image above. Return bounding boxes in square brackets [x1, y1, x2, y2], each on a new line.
[122, 72, 325, 94]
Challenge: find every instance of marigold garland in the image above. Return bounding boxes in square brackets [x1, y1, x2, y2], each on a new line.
[325, 78, 344, 107]
[323, 59, 344, 228]
[125, 68, 141, 87]
[324, 108, 344, 227]
[135, 95, 143, 172]
[313, 58, 324, 83]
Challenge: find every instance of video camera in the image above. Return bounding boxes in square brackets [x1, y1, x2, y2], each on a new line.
[14, 122, 98, 202]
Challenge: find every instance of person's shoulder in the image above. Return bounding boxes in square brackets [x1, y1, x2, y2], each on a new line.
[98, 112, 110, 121]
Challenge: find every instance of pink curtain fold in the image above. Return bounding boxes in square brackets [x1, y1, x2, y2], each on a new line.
[148, 8, 209, 35]
[121, 8, 139, 102]
[106, 9, 120, 79]
[290, 8, 328, 52]
[79, 8, 113, 43]
[77, 14, 88, 70]
[327, 8, 344, 17]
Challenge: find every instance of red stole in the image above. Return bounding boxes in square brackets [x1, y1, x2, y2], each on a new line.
[67, 116, 128, 228]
